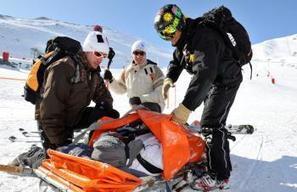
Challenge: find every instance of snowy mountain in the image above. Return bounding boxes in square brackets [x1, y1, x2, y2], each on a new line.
[253, 33, 297, 61]
[0, 14, 172, 68]
[1, 13, 297, 70]
[246, 34, 297, 87]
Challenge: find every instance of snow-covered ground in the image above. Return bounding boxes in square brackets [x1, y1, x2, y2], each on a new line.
[0, 57, 297, 191]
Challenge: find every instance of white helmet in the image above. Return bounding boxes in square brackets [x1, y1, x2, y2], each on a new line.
[131, 40, 146, 54]
[83, 31, 109, 54]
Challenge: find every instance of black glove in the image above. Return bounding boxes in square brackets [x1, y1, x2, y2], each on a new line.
[129, 97, 141, 105]
[97, 101, 112, 111]
[201, 127, 213, 137]
[103, 70, 113, 82]
[108, 47, 115, 60]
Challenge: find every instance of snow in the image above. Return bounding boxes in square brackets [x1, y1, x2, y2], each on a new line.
[0, 57, 297, 191]
[0, 14, 297, 192]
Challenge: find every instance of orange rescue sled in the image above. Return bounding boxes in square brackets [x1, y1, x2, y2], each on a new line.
[38, 110, 206, 191]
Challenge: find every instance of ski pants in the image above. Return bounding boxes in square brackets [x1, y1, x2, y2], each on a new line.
[200, 82, 241, 180]
[38, 104, 120, 152]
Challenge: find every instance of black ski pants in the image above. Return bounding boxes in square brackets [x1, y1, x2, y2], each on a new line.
[200, 82, 241, 181]
[38, 104, 120, 152]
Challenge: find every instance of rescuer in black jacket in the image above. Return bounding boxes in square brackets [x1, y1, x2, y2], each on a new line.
[154, 4, 243, 190]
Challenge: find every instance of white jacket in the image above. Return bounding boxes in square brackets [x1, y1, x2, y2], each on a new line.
[129, 133, 163, 176]
[109, 59, 165, 111]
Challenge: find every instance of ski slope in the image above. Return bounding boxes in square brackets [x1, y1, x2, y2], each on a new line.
[0, 57, 297, 192]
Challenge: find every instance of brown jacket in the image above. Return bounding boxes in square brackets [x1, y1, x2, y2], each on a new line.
[35, 52, 113, 145]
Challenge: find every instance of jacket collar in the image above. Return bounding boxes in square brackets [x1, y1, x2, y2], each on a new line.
[175, 18, 197, 50]
[132, 59, 148, 69]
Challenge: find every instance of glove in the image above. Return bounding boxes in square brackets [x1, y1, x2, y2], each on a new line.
[9, 145, 45, 169]
[129, 97, 142, 105]
[171, 103, 191, 125]
[97, 101, 112, 111]
[108, 47, 115, 60]
[162, 78, 173, 100]
[103, 70, 113, 82]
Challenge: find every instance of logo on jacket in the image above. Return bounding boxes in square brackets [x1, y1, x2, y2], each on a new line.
[183, 50, 206, 74]
[184, 50, 205, 66]
[144, 66, 156, 81]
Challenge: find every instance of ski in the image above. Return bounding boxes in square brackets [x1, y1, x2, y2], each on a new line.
[226, 124, 254, 134]
[8, 136, 41, 143]
[21, 132, 40, 138]
[19, 128, 40, 135]
[19, 128, 40, 133]
[8, 128, 41, 142]
[189, 121, 255, 135]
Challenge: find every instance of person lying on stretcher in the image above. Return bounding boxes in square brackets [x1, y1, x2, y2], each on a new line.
[10, 125, 163, 177]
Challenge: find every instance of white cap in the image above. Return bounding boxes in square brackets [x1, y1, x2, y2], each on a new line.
[83, 31, 109, 54]
[131, 40, 146, 54]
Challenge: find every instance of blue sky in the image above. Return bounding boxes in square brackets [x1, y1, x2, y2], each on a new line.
[0, 0, 296, 51]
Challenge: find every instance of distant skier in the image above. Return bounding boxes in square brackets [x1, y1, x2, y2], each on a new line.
[103, 40, 165, 112]
[154, 4, 249, 191]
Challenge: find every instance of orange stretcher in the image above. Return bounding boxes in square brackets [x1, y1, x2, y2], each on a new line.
[38, 109, 206, 192]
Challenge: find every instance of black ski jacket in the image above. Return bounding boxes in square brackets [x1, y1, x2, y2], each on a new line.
[167, 18, 243, 111]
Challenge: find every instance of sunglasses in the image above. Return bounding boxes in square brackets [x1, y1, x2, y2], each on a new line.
[133, 51, 145, 56]
[93, 51, 107, 58]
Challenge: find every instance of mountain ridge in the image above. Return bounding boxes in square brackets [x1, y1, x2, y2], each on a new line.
[0, 14, 172, 68]
[0, 14, 297, 68]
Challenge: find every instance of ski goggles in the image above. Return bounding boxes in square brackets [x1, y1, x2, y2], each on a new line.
[158, 25, 176, 40]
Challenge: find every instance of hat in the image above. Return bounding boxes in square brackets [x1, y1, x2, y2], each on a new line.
[131, 40, 146, 54]
[91, 134, 127, 167]
[83, 31, 109, 54]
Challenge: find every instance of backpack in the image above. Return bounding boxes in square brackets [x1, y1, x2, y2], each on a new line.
[24, 36, 82, 104]
[197, 6, 252, 67]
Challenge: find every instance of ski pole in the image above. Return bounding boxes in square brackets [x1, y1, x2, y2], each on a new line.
[107, 47, 115, 70]
[166, 94, 170, 110]
[173, 85, 176, 108]
[105, 47, 115, 89]
[166, 84, 175, 110]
